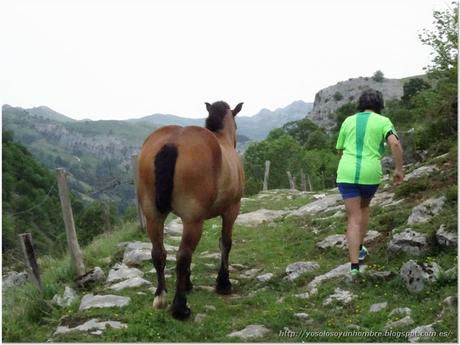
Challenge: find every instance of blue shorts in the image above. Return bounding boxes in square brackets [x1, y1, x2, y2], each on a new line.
[337, 183, 379, 200]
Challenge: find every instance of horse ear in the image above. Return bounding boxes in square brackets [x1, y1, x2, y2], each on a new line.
[233, 102, 243, 116]
[205, 102, 212, 113]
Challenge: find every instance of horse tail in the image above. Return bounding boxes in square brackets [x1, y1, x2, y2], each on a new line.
[154, 144, 178, 213]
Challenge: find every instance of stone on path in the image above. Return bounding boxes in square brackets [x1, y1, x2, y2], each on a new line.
[407, 197, 446, 225]
[194, 313, 206, 323]
[294, 313, 311, 321]
[204, 305, 216, 312]
[79, 294, 130, 310]
[436, 224, 458, 247]
[388, 229, 428, 256]
[389, 307, 412, 317]
[54, 318, 127, 336]
[76, 267, 106, 288]
[109, 277, 152, 291]
[384, 316, 414, 330]
[369, 302, 388, 313]
[288, 194, 341, 217]
[285, 261, 319, 281]
[106, 264, 144, 283]
[52, 286, 78, 307]
[317, 231, 381, 250]
[227, 324, 271, 339]
[323, 288, 354, 306]
[165, 218, 183, 235]
[123, 249, 151, 266]
[408, 324, 435, 343]
[443, 296, 457, 310]
[400, 260, 441, 293]
[235, 209, 288, 227]
[256, 273, 274, 282]
[200, 252, 221, 260]
[240, 268, 260, 279]
[368, 271, 395, 281]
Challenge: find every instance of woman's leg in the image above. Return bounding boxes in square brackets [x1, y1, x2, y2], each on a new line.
[344, 196, 362, 265]
[359, 198, 372, 244]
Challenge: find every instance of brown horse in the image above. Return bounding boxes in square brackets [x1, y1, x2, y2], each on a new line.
[137, 101, 244, 320]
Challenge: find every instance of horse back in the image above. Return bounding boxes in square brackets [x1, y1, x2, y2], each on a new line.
[138, 125, 222, 220]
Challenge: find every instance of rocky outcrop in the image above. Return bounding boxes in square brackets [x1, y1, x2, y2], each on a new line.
[308, 77, 403, 130]
[54, 318, 127, 336]
[388, 229, 429, 256]
[52, 287, 78, 307]
[235, 209, 288, 227]
[285, 261, 319, 281]
[407, 197, 446, 224]
[227, 325, 271, 339]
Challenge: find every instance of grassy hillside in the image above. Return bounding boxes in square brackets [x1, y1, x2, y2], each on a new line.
[3, 150, 457, 342]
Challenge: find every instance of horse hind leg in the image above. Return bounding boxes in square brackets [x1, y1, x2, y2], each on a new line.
[216, 204, 239, 295]
[171, 220, 204, 320]
[146, 215, 168, 309]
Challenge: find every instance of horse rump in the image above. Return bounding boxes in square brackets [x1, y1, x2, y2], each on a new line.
[154, 143, 178, 213]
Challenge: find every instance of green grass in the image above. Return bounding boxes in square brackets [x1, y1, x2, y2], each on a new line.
[2, 166, 457, 342]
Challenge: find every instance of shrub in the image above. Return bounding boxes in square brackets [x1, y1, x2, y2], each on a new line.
[333, 92, 343, 101]
[372, 70, 384, 82]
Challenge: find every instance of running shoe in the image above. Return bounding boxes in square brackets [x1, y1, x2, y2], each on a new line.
[350, 268, 360, 276]
[359, 245, 368, 261]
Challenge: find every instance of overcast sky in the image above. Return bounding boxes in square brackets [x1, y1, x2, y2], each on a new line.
[0, 0, 449, 120]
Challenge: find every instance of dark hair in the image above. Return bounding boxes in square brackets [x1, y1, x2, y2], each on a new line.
[357, 89, 384, 113]
[205, 101, 230, 132]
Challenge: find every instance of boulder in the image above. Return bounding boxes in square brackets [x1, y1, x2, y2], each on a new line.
[407, 197, 446, 225]
[442, 296, 457, 310]
[54, 318, 127, 335]
[235, 209, 288, 227]
[240, 268, 260, 279]
[388, 229, 428, 256]
[306, 262, 367, 293]
[370, 192, 395, 207]
[194, 313, 206, 323]
[285, 262, 319, 281]
[436, 224, 458, 247]
[122, 249, 151, 266]
[368, 271, 395, 281]
[399, 260, 441, 293]
[227, 325, 271, 339]
[294, 313, 311, 321]
[79, 294, 130, 310]
[52, 286, 78, 307]
[389, 307, 412, 317]
[316, 231, 381, 249]
[288, 194, 341, 217]
[323, 288, 354, 306]
[369, 302, 388, 313]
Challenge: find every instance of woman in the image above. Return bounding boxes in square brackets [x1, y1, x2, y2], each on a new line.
[336, 88, 404, 275]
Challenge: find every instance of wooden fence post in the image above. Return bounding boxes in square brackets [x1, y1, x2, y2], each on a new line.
[263, 160, 270, 191]
[131, 154, 145, 230]
[307, 175, 313, 191]
[300, 170, 307, 191]
[18, 233, 42, 291]
[287, 171, 296, 190]
[55, 168, 86, 277]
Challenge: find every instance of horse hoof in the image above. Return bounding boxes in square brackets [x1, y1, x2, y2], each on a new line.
[215, 283, 232, 295]
[152, 291, 168, 309]
[171, 305, 191, 320]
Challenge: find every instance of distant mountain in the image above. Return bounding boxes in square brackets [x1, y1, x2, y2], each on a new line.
[23, 105, 76, 123]
[128, 100, 313, 141]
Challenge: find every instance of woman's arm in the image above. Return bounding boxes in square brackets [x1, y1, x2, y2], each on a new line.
[387, 134, 404, 185]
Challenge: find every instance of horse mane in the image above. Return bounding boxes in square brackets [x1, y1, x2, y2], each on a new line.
[205, 101, 230, 132]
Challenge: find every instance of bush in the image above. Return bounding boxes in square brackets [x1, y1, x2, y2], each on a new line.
[333, 92, 343, 101]
[394, 178, 429, 198]
[372, 70, 384, 82]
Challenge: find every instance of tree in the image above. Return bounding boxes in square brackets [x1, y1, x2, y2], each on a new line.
[372, 70, 384, 82]
[333, 92, 344, 101]
[401, 78, 431, 103]
[333, 102, 356, 132]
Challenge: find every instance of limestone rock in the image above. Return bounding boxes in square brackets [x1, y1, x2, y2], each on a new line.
[256, 273, 274, 282]
[194, 313, 206, 323]
[122, 249, 151, 266]
[368, 271, 395, 281]
[106, 264, 144, 283]
[285, 261, 319, 281]
[109, 277, 151, 291]
[404, 165, 438, 181]
[388, 229, 428, 256]
[76, 267, 106, 288]
[443, 296, 457, 310]
[240, 268, 260, 279]
[407, 197, 446, 224]
[436, 224, 458, 247]
[54, 318, 127, 335]
[204, 305, 216, 312]
[165, 218, 183, 235]
[389, 307, 412, 317]
[444, 265, 457, 281]
[323, 288, 354, 305]
[317, 231, 381, 250]
[369, 302, 388, 313]
[52, 286, 78, 307]
[294, 293, 311, 299]
[2, 271, 28, 290]
[227, 324, 271, 339]
[294, 313, 311, 321]
[306, 262, 367, 293]
[235, 209, 288, 227]
[288, 194, 341, 217]
[79, 294, 130, 310]
[400, 261, 425, 293]
[384, 316, 414, 330]
[408, 324, 435, 343]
